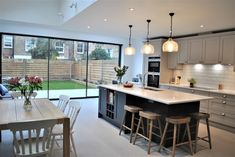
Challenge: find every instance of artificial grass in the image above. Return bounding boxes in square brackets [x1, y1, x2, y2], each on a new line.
[42, 80, 92, 90]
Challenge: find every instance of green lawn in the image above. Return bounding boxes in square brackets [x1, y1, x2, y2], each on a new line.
[42, 80, 93, 90]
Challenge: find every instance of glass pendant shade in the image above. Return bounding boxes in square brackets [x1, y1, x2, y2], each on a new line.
[162, 38, 178, 52]
[142, 19, 154, 55]
[125, 25, 135, 55]
[141, 43, 154, 54]
[125, 46, 135, 55]
[162, 12, 179, 53]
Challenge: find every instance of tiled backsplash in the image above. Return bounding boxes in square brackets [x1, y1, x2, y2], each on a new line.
[174, 64, 235, 90]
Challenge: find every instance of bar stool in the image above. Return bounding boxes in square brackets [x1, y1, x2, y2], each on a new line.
[119, 105, 143, 143]
[159, 116, 193, 157]
[190, 112, 212, 153]
[133, 111, 162, 154]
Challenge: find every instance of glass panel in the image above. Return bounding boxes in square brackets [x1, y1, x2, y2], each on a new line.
[87, 43, 119, 97]
[1, 35, 49, 98]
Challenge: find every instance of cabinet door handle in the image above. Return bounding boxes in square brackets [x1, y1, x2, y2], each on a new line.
[222, 101, 226, 104]
[221, 113, 225, 116]
[191, 90, 194, 93]
[223, 95, 227, 98]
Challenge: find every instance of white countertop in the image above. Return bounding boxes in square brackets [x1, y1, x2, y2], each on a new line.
[160, 83, 235, 96]
[99, 84, 213, 105]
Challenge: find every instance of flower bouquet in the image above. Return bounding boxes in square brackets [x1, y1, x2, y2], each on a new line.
[114, 65, 128, 84]
[8, 76, 43, 110]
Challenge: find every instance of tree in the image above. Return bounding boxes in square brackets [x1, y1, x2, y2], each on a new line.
[29, 39, 59, 59]
[89, 46, 111, 60]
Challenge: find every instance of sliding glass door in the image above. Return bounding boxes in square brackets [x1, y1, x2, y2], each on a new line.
[1, 33, 121, 99]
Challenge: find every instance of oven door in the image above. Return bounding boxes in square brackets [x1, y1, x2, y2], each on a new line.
[148, 61, 160, 73]
[147, 74, 159, 88]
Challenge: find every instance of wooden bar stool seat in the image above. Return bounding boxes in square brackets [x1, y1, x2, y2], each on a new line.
[159, 116, 193, 157]
[133, 111, 162, 154]
[190, 112, 212, 153]
[119, 105, 143, 143]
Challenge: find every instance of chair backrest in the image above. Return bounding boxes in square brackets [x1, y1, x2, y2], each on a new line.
[8, 119, 57, 156]
[11, 91, 22, 99]
[31, 92, 37, 99]
[65, 100, 81, 129]
[57, 95, 70, 112]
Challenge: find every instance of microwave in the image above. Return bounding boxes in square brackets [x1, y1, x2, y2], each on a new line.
[148, 56, 160, 73]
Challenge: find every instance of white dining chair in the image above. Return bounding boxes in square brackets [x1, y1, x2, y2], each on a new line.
[11, 91, 22, 99]
[57, 95, 70, 112]
[51, 100, 81, 157]
[31, 92, 37, 99]
[7, 119, 57, 157]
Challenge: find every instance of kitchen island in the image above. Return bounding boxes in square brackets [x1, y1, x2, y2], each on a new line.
[98, 84, 213, 146]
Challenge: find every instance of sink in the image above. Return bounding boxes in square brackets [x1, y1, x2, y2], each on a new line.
[141, 87, 162, 91]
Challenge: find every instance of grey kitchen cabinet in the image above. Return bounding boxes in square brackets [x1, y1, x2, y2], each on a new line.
[115, 91, 126, 125]
[177, 39, 188, 64]
[98, 87, 107, 116]
[219, 35, 235, 65]
[203, 36, 220, 64]
[188, 38, 204, 64]
[167, 52, 182, 70]
[209, 93, 235, 128]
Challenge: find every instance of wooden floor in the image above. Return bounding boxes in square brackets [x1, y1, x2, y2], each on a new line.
[1, 98, 235, 157]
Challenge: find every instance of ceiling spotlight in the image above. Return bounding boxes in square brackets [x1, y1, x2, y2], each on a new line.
[104, 18, 108, 22]
[129, 8, 134, 11]
[200, 25, 204, 28]
[87, 26, 91, 29]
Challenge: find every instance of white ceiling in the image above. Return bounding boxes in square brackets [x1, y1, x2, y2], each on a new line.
[0, 0, 235, 40]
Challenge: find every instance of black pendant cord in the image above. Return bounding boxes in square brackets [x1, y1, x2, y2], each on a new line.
[146, 19, 151, 43]
[169, 13, 174, 38]
[128, 25, 132, 46]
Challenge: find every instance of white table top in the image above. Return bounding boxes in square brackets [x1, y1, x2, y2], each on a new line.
[99, 84, 213, 105]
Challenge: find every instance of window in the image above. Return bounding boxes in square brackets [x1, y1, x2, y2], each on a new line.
[55, 41, 64, 53]
[3, 35, 13, 48]
[77, 42, 87, 54]
[25, 39, 36, 51]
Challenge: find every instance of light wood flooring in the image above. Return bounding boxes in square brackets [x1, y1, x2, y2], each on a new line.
[0, 98, 235, 157]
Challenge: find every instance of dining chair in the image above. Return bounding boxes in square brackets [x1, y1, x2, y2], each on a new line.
[51, 100, 81, 157]
[57, 95, 70, 112]
[11, 91, 22, 99]
[7, 119, 57, 157]
[31, 92, 37, 99]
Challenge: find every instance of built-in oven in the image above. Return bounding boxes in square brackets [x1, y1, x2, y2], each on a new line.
[148, 56, 160, 73]
[147, 74, 159, 88]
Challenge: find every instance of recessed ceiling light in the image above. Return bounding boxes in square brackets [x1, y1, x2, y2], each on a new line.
[129, 8, 134, 11]
[87, 26, 91, 29]
[104, 18, 107, 22]
[200, 25, 204, 28]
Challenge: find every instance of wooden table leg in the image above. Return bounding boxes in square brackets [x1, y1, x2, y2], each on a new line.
[63, 117, 70, 157]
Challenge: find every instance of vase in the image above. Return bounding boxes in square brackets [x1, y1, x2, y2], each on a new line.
[24, 98, 32, 111]
[117, 76, 123, 84]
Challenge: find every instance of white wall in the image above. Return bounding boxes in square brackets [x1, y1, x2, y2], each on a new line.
[0, 20, 144, 83]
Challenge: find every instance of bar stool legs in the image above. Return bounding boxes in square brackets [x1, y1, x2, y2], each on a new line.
[119, 105, 143, 143]
[159, 116, 193, 157]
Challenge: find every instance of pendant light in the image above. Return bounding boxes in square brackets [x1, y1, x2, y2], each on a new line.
[141, 19, 154, 55]
[125, 25, 135, 55]
[162, 12, 179, 52]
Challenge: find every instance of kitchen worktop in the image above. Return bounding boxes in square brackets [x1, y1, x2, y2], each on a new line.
[99, 84, 212, 105]
[160, 83, 235, 96]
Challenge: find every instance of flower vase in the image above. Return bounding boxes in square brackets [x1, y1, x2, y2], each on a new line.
[117, 76, 123, 84]
[24, 98, 32, 111]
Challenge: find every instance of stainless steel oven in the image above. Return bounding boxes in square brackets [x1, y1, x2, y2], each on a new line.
[148, 56, 160, 73]
[147, 74, 159, 88]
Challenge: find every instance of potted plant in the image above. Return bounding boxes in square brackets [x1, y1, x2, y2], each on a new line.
[114, 65, 128, 84]
[188, 78, 196, 88]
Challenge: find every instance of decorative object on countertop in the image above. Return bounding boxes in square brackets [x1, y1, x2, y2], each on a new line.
[114, 65, 128, 84]
[125, 25, 135, 55]
[141, 19, 154, 54]
[123, 82, 133, 88]
[162, 12, 179, 53]
[218, 84, 224, 90]
[175, 76, 181, 84]
[8, 76, 43, 111]
[188, 78, 196, 88]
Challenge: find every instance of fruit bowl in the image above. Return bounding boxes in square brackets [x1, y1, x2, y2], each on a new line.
[123, 83, 133, 88]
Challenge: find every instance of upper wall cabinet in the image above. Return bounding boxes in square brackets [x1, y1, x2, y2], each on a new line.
[203, 36, 220, 64]
[188, 38, 204, 64]
[219, 35, 235, 65]
[177, 39, 188, 64]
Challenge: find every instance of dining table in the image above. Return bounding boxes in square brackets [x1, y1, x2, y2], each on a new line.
[0, 98, 70, 157]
